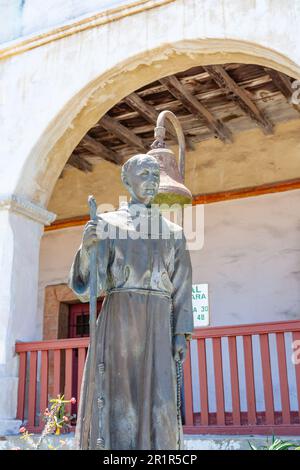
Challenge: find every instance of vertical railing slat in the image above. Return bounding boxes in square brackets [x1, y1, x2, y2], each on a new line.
[64, 349, 73, 414]
[53, 349, 61, 397]
[77, 347, 86, 407]
[228, 336, 241, 425]
[292, 331, 300, 420]
[28, 351, 38, 428]
[39, 350, 49, 426]
[197, 338, 209, 425]
[16, 352, 27, 421]
[183, 341, 193, 426]
[276, 332, 291, 424]
[243, 335, 257, 425]
[260, 334, 275, 424]
[213, 337, 225, 425]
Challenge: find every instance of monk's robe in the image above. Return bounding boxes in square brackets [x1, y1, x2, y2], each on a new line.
[69, 202, 193, 450]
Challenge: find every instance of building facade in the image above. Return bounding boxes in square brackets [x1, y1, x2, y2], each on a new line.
[1, 0, 300, 436]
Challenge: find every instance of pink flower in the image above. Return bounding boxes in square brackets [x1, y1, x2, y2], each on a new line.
[70, 397, 76, 404]
[19, 426, 26, 433]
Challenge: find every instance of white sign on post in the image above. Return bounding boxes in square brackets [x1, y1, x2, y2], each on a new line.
[192, 284, 209, 327]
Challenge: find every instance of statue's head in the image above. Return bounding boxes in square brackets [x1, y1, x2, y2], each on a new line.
[121, 154, 160, 206]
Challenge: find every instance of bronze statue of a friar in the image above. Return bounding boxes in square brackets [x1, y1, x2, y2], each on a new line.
[69, 151, 193, 450]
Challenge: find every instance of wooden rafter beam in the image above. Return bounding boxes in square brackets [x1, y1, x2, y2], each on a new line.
[67, 153, 93, 172]
[100, 114, 146, 152]
[81, 135, 122, 165]
[265, 68, 293, 98]
[124, 92, 195, 150]
[159, 75, 233, 143]
[204, 65, 274, 134]
[125, 92, 164, 126]
[265, 68, 300, 113]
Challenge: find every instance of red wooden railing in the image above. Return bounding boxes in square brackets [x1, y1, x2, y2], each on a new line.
[16, 338, 88, 433]
[16, 320, 300, 435]
[184, 320, 300, 435]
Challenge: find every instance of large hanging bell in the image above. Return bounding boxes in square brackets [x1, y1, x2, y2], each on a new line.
[147, 146, 192, 206]
[147, 111, 192, 206]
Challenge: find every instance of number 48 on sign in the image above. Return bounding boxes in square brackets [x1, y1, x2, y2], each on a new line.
[192, 284, 209, 327]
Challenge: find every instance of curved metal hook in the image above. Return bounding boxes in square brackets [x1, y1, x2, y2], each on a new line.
[151, 110, 186, 181]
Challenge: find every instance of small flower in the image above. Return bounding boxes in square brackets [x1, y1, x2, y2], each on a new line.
[70, 397, 76, 404]
[19, 426, 26, 434]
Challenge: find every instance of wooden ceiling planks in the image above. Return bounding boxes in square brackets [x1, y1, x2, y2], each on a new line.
[159, 75, 233, 143]
[66, 63, 299, 171]
[204, 65, 274, 134]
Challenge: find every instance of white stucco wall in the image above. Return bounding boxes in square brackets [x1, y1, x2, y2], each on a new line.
[0, 0, 131, 43]
[1, 0, 300, 431]
[198, 190, 300, 327]
[39, 190, 300, 329]
[1, 0, 300, 209]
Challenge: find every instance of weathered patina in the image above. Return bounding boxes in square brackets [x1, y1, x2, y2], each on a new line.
[69, 153, 193, 450]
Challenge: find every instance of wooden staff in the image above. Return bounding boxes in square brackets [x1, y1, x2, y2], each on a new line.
[81, 195, 98, 449]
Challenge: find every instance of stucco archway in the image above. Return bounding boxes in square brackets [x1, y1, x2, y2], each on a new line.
[16, 39, 300, 209]
[2, 0, 300, 435]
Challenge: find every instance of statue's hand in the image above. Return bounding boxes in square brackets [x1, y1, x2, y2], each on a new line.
[82, 219, 98, 251]
[173, 335, 187, 362]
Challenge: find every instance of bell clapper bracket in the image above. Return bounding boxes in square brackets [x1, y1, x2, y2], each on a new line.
[150, 110, 186, 182]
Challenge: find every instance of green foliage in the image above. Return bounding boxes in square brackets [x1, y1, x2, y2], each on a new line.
[248, 435, 300, 450]
[17, 394, 76, 450]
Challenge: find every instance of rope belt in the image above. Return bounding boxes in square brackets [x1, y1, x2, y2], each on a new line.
[106, 287, 172, 300]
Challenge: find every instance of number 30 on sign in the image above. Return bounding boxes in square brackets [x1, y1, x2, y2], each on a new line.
[192, 284, 209, 327]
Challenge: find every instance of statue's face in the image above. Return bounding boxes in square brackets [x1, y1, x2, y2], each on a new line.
[126, 157, 160, 205]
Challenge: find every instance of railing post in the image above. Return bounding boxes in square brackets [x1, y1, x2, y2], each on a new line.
[16, 352, 27, 421]
[260, 334, 275, 425]
[197, 338, 209, 426]
[53, 349, 61, 398]
[276, 332, 291, 424]
[213, 337, 225, 425]
[64, 349, 73, 414]
[39, 350, 49, 427]
[183, 341, 193, 426]
[28, 351, 38, 428]
[77, 348, 87, 406]
[243, 335, 257, 425]
[228, 336, 241, 426]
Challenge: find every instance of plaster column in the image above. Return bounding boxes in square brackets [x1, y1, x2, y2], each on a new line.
[0, 195, 55, 435]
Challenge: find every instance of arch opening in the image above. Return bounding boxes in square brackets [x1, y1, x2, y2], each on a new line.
[15, 39, 300, 209]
